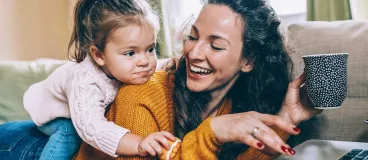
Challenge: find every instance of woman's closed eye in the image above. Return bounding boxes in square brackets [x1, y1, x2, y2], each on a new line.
[187, 35, 198, 41]
[211, 44, 225, 51]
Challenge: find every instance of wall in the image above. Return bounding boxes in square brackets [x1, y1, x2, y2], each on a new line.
[350, 0, 368, 20]
[0, 0, 76, 60]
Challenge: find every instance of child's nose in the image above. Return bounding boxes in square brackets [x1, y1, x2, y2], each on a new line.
[137, 53, 149, 67]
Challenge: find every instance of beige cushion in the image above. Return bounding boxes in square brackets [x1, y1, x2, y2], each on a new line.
[0, 59, 66, 124]
[286, 20, 368, 97]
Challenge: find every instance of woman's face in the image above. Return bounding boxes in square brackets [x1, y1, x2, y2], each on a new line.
[184, 4, 252, 95]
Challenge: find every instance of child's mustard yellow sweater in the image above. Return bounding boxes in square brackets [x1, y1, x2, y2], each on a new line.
[75, 71, 289, 160]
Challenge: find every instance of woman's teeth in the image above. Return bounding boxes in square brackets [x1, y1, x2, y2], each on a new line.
[190, 65, 213, 74]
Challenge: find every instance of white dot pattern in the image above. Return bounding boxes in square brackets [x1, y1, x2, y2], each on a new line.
[303, 54, 348, 108]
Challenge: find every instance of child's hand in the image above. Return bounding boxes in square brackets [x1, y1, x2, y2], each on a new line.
[159, 55, 182, 71]
[137, 131, 176, 156]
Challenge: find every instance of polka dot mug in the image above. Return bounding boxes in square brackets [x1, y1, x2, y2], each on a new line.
[303, 53, 348, 109]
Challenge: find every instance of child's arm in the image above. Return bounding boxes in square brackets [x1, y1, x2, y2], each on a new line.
[136, 131, 175, 156]
[114, 131, 175, 156]
[114, 133, 142, 155]
[67, 69, 130, 158]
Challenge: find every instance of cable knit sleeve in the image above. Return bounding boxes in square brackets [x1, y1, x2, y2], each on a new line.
[67, 67, 129, 158]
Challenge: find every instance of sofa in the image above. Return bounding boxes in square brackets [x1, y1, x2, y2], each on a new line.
[0, 20, 367, 147]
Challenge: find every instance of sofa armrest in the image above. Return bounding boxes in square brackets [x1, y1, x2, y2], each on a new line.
[0, 59, 66, 124]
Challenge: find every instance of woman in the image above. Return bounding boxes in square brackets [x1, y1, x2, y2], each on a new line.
[75, 0, 319, 159]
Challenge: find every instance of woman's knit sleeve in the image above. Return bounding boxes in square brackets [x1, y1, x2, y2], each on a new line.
[171, 118, 221, 160]
[176, 119, 290, 160]
[105, 85, 162, 160]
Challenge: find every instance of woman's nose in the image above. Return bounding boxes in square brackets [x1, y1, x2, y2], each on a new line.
[188, 42, 206, 61]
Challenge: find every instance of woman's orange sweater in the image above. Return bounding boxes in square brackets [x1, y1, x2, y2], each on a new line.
[75, 71, 289, 160]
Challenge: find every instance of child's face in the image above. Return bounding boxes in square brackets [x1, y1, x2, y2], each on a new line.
[101, 25, 157, 84]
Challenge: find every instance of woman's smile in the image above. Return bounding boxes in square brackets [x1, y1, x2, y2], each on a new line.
[188, 63, 214, 78]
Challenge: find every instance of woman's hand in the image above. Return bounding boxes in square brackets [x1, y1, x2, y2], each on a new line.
[279, 72, 322, 125]
[157, 55, 182, 71]
[210, 111, 300, 156]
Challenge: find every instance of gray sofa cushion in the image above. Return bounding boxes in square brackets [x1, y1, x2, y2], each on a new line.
[287, 20, 368, 97]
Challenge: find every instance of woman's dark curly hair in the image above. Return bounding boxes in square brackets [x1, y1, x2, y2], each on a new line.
[171, 0, 293, 159]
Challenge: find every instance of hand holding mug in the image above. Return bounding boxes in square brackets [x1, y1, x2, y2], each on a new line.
[279, 72, 322, 126]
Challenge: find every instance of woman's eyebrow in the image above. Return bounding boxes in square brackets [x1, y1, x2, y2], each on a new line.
[209, 35, 231, 46]
[193, 24, 230, 46]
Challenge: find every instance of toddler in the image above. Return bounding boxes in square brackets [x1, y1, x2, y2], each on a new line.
[24, 0, 175, 159]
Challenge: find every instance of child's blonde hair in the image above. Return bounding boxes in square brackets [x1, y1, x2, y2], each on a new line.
[68, 0, 159, 62]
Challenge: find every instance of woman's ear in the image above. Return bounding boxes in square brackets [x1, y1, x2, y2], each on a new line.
[240, 59, 253, 73]
[90, 45, 105, 66]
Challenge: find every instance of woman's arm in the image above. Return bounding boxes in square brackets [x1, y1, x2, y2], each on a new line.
[236, 72, 320, 159]
[173, 112, 298, 160]
[156, 55, 182, 71]
[245, 72, 321, 158]
[171, 118, 221, 160]
[77, 72, 298, 160]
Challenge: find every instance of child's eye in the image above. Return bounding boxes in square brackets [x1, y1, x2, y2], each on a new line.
[124, 51, 135, 57]
[187, 35, 198, 41]
[210, 44, 224, 51]
[148, 47, 156, 54]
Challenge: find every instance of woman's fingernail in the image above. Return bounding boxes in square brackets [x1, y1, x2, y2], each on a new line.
[293, 127, 301, 132]
[281, 146, 288, 153]
[257, 142, 264, 148]
[288, 148, 296, 155]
